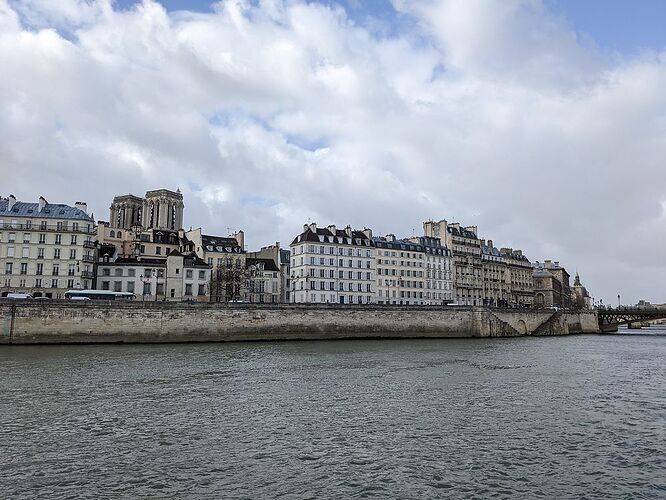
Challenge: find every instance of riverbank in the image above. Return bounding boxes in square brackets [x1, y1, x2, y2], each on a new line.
[0, 302, 600, 344]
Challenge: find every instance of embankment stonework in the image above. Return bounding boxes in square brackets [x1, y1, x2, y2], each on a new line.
[0, 302, 600, 344]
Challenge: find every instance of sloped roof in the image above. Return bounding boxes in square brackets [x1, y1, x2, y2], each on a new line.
[202, 234, 244, 253]
[247, 258, 280, 272]
[0, 199, 94, 221]
[291, 226, 374, 246]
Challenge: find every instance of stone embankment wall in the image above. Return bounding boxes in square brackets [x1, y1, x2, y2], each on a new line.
[0, 302, 600, 345]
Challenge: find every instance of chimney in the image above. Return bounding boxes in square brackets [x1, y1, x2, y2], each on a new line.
[487, 239, 493, 248]
[327, 224, 336, 235]
[75, 201, 88, 214]
[38, 196, 47, 212]
[465, 225, 478, 236]
[515, 250, 522, 257]
[303, 224, 310, 232]
[386, 233, 396, 242]
[233, 230, 245, 250]
[309, 222, 317, 232]
[450, 222, 460, 230]
[8, 194, 16, 211]
[362, 227, 372, 239]
[345, 225, 353, 238]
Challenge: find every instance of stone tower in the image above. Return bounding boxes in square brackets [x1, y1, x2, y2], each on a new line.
[143, 188, 184, 231]
[109, 194, 144, 230]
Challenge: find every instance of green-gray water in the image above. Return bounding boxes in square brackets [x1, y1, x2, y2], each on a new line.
[1, 332, 665, 498]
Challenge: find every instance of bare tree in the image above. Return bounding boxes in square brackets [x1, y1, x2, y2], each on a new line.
[210, 263, 252, 303]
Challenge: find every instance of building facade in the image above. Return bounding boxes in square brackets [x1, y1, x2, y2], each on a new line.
[109, 189, 184, 232]
[186, 228, 247, 303]
[373, 234, 453, 305]
[0, 195, 96, 298]
[533, 260, 571, 308]
[424, 220, 483, 305]
[245, 258, 280, 303]
[500, 247, 534, 307]
[481, 240, 509, 307]
[290, 223, 376, 304]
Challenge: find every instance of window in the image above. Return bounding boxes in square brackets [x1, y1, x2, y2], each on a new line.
[156, 246, 161, 255]
[57, 222, 63, 231]
[170, 289, 175, 298]
[114, 281, 122, 292]
[185, 284, 192, 296]
[67, 279, 74, 289]
[199, 271, 205, 280]
[23, 233, 30, 243]
[198, 284, 205, 296]
[52, 265, 59, 276]
[20, 263, 28, 275]
[54, 249, 60, 259]
[69, 249, 77, 260]
[39, 234, 46, 244]
[38, 248, 44, 259]
[55, 234, 62, 245]
[102, 281, 110, 290]
[128, 269, 136, 277]
[36, 263, 43, 275]
[72, 222, 79, 231]
[115, 269, 123, 277]
[68, 264, 75, 276]
[143, 282, 151, 296]
[22, 247, 29, 258]
[102, 268, 110, 277]
[40, 221, 47, 230]
[35, 278, 42, 288]
[51, 279, 58, 288]
[8, 233, 15, 242]
[186, 270, 193, 279]
[70, 235, 77, 245]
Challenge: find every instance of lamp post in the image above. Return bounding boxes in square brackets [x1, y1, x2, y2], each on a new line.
[140, 269, 152, 302]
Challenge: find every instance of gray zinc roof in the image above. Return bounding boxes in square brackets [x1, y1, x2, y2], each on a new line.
[0, 200, 94, 221]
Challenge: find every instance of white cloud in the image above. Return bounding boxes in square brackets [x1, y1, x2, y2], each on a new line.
[0, 0, 665, 303]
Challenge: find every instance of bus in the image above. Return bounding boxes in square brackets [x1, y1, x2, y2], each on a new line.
[64, 290, 136, 301]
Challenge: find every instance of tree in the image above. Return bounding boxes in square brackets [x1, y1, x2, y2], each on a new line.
[209, 262, 252, 303]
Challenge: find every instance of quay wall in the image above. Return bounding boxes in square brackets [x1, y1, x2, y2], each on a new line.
[0, 302, 600, 344]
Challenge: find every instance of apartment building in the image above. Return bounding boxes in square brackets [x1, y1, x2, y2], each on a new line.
[424, 220, 483, 305]
[290, 223, 375, 304]
[373, 234, 453, 305]
[0, 195, 96, 298]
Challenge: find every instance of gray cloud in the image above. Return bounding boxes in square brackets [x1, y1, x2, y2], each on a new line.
[1, 0, 665, 304]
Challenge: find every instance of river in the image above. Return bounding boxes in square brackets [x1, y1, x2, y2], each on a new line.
[1, 331, 664, 498]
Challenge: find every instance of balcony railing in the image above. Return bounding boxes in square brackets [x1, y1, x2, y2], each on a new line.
[82, 255, 95, 263]
[1, 222, 95, 234]
[81, 271, 94, 279]
[83, 241, 96, 249]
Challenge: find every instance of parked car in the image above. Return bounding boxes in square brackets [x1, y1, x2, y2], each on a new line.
[6, 293, 33, 300]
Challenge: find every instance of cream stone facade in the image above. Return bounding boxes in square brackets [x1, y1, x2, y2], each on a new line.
[424, 220, 483, 305]
[501, 248, 534, 307]
[481, 240, 510, 307]
[0, 195, 96, 298]
[374, 234, 453, 305]
[290, 223, 376, 304]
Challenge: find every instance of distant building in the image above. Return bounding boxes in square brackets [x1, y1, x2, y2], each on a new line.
[481, 239, 509, 307]
[96, 246, 210, 301]
[424, 220, 483, 305]
[533, 260, 571, 308]
[245, 258, 280, 303]
[109, 189, 184, 231]
[186, 228, 246, 303]
[500, 247, 534, 307]
[0, 194, 96, 298]
[373, 234, 453, 305]
[571, 272, 592, 309]
[290, 223, 376, 304]
[246, 242, 291, 303]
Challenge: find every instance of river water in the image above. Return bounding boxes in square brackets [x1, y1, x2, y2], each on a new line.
[1, 331, 665, 499]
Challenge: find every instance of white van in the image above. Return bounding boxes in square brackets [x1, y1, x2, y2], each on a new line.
[7, 293, 33, 300]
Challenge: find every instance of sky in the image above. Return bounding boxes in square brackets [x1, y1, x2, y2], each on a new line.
[1, 0, 665, 305]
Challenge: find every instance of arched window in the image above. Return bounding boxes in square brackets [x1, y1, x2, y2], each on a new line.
[117, 231, 122, 239]
[110, 230, 115, 238]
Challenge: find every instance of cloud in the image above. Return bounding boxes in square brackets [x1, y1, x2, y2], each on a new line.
[0, 0, 665, 303]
